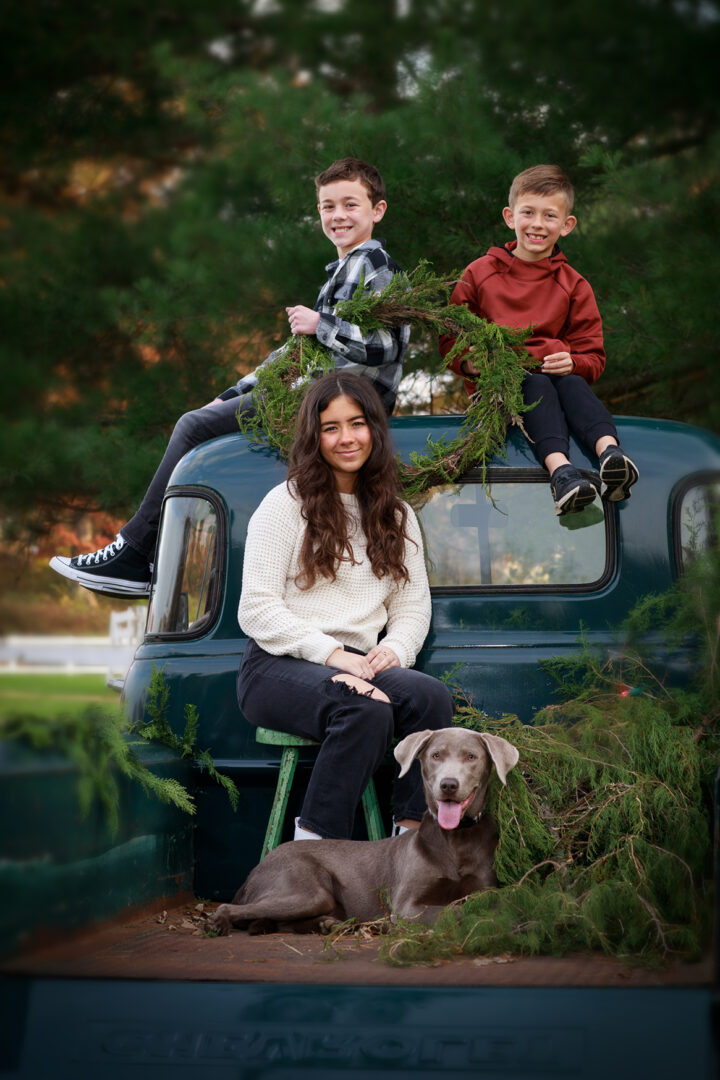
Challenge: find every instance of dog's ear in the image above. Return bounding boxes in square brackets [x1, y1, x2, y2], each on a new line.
[477, 733, 519, 786]
[394, 730, 436, 777]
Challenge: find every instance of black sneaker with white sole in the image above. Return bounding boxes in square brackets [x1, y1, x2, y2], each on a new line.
[598, 445, 639, 502]
[549, 465, 599, 516]
[49, 534, 152, 597]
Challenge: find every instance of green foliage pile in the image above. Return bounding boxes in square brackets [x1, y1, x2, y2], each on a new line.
[382, 696, 716, 966]
[238, 263, 535, 498]
[381, 546, 720, 966]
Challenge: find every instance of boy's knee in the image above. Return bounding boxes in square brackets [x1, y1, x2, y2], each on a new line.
[330, 673, 391, 705]
[173, 409, 202, 438]
[557, 373, 584, 391]
[522, 372, 551, 401]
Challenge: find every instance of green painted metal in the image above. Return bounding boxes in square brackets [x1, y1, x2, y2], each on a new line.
[0, 739, 194, 957]
[260, 743, 301, 858]
[255, 727, 316, 748]
[361, 780, 386, 841]
[4, 978, 717, 1079]
[255, 726, 385, 858]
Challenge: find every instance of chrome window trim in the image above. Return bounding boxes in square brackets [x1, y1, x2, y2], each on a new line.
[422, 467, 615, 596]
[145, 486, 226, 641]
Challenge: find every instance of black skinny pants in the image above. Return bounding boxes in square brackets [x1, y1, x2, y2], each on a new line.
[237, 639, 455, 839]
[522, 372, 617, 465]
[123, 394, 255, 559]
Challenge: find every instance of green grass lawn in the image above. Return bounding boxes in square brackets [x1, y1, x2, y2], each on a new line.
[0, 672, 122, 721]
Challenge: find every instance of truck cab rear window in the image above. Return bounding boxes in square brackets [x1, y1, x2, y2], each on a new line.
[146, 493, 222, 637]
[417, 477, 610, 591]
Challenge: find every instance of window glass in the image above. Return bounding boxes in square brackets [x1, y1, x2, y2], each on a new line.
[676, 479, 720, 569]
[146, 495, 220, 635]
[417, 480, 608, 588]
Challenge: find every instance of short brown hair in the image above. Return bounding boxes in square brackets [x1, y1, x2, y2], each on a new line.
[508, 164, 574, 213]
[315, 158, 386, 206]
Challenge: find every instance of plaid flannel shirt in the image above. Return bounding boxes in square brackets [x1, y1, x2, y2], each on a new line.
[222, 240, 409, 413]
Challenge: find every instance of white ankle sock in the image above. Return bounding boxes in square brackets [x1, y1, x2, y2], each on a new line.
[294, 817, 322, 841]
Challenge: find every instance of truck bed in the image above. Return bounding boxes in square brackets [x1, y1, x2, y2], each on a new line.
[2, 900, 718, 1080]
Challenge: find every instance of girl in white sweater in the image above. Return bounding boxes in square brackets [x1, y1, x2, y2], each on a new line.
[237, 372, 454, 840]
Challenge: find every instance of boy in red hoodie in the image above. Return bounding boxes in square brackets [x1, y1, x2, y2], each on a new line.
[440, 164, 638, 515]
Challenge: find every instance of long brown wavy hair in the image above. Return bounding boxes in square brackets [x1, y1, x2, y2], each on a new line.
[287, 373, 411, 588]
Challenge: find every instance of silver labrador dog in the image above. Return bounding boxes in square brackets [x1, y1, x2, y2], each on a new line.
[212, 726, 519, 935]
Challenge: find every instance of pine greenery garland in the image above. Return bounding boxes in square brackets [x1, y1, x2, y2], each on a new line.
[236, 262, 536, 498]
[233, 337, 337, 460]
[1, 664, 238, 831]
[1, 706, 195, 833]
[129, 663, 239, 812]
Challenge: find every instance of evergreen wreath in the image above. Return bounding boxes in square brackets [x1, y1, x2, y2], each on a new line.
[235, 262, 537, 500]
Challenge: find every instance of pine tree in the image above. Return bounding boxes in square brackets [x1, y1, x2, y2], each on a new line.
[2, 1, 718, 533]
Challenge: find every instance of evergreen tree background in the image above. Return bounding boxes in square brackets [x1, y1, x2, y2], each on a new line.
[2, 0, 718, 536]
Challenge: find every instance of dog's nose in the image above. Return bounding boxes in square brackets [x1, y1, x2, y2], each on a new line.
[439, 777, 459, 796]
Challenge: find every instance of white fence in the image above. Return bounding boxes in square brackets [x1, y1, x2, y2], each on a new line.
[0, 606, 147, 684]
[109, 606, 147, 647]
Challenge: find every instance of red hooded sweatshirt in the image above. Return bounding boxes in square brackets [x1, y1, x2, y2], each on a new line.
[439, 242, 606, 396]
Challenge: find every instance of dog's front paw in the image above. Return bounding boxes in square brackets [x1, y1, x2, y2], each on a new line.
[211, 904, 233, 936]
[317, 916, 342, 935]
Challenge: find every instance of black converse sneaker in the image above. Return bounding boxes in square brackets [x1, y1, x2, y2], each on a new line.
[598, 446, 639, 502]
[50, 534, 152, 597]
[549, 465, 599, 516]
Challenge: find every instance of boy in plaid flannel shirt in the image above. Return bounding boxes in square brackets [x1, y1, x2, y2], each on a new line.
[51, 158, 409, 597]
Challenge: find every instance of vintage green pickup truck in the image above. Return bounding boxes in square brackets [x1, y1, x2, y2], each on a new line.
[124, 414, 720, 895]
[2, 414, 719, 1078]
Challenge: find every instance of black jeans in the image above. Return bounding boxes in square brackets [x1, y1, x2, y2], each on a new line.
[237, 639, 455, 839]
[522, 373, 617, 465]
[123, 393, 255, 559]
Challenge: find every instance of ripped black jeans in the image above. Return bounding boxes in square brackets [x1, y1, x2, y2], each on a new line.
[237, 639, 454, 839]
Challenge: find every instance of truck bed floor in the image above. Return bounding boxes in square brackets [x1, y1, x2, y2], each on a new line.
[2, 897, 714, 987]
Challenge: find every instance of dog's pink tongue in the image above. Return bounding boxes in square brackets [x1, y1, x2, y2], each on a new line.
[437, 800, 464, 830]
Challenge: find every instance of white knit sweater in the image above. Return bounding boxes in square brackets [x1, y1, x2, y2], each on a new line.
[238, 482, 431, 668]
